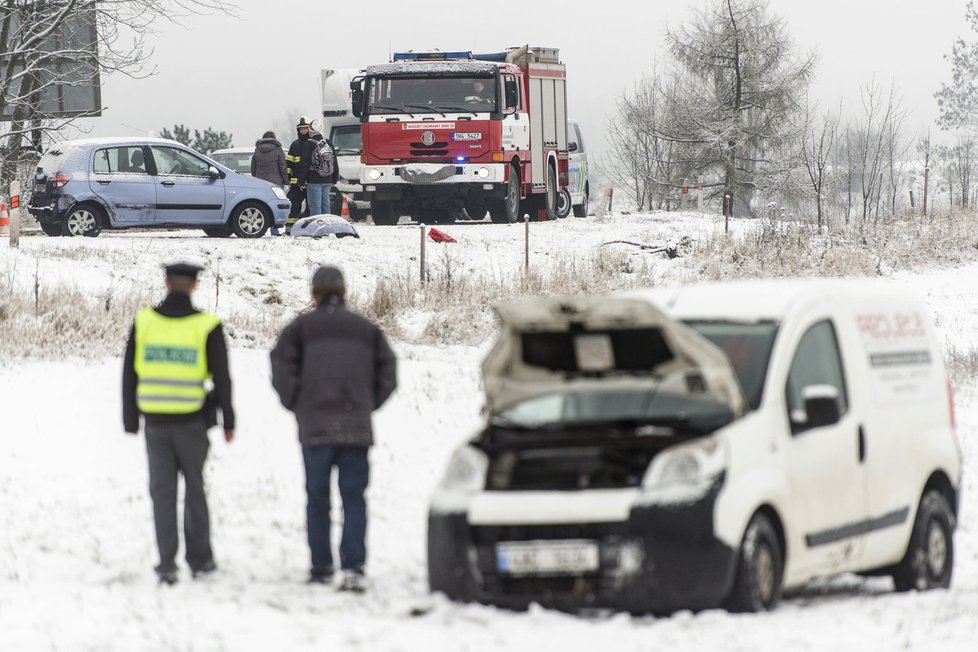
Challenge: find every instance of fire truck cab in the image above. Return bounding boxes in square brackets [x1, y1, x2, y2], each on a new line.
[350, 46, 568, 225]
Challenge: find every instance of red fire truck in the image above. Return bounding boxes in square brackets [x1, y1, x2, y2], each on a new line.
[350, 46, 568, 225]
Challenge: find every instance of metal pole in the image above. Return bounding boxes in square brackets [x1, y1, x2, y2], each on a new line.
[419, 222, 426, 286]
[9, 181, 20, 248]
[524, 213, 530, 271]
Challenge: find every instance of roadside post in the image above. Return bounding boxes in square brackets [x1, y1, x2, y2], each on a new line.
[681, 178, 689, 211]
[9, 182, 20, 248]
[697, 176, 703, 212]
[722, 190, 733, 234]
[524, 213, 530, 272]
[419, 222, 426, 287]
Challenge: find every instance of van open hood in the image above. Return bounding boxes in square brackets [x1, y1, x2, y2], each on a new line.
[482, 295, 746, 416]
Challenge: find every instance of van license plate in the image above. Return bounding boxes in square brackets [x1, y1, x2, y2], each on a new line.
[495, 540, 599, 576]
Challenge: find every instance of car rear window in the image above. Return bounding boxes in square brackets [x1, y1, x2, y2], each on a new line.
[36, 149, 70, 175]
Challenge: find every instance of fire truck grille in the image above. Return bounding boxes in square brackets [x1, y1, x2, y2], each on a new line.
[410, 141, 449, 157]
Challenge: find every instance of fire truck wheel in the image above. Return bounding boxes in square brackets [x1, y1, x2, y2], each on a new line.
[489, 165, 520, 224]
[556, 188, 572, 218]
[371, 200, 399, 226]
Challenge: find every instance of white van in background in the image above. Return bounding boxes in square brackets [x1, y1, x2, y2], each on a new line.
[427, 279, 962, 614]
[321, 68, 370, 221]
[557, 119, 589, 218]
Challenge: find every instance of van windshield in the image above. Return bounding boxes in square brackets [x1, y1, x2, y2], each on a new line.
[685, 321, 778, 410]
[331, 124, 362, 156]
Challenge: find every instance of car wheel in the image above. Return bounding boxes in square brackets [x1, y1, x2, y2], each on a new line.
[892, 490, 954, 592]
[726, 513, 784, 612]
[556, 188, 572, 219]
[230, 202, 270, 238]
[40, 221, 64, 237]
[573, 188, 589, 217]
[202, 226, 232, 238]
[371, 200, 399, 226]
[489, 164, 519, 224]
[64, 204, 103, 237]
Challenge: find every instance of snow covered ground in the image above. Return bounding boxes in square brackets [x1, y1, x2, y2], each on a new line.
[1, 215, 976, 651]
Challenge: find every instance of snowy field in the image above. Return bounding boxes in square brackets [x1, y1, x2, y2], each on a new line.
[1, 214, 976, 651]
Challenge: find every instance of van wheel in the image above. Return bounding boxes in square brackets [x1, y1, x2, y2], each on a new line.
[64, 204, 103, 237]
[727, 513, 783, 612]
[573, 188, 589, 217]
[556, 188, 572, 218]
[892, 491, 954, 592]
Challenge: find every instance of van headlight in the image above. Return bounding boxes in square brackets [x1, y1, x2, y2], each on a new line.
[429, 444, 488, 515]
[272, 186, 287, 200]
[640, 437, 726, 504]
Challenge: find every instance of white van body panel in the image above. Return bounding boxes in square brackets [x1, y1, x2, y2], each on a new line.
[630, 279, 960, 589]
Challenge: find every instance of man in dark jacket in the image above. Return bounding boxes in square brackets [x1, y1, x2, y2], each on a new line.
[270, 266, 397, 591]
[296, 120, 340, 216]
[122, 260, 235, 585]
[286, 116, 313, 233]
[252, 131, 288, 235]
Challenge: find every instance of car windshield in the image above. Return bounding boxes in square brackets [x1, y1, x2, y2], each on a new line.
[492, 388, 735, 437]
[331, 125, 362, 156]
[685, 320, 778, 410]
[367, 76, 497, 115]
[211, 152, 251, 174]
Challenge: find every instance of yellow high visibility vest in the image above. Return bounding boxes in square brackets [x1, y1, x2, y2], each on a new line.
[133, 308, 221, 414]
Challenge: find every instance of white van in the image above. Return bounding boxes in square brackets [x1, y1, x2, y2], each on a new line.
[427, 279, 962, 613]
[321, 68, 370, 221]
[556, 119, 588, 218]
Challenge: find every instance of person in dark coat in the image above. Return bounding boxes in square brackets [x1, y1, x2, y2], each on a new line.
[286, 116, 313, 233]
[122, 260, 235, 585]
[251, 131, 288, 236]
[296, 120, 340, 216]
[269, 265, 397, 591]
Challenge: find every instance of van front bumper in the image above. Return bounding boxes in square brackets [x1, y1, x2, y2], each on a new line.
[427, 476, 738, 614]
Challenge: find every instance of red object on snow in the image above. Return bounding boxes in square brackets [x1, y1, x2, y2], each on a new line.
[427, 227, 457, 243]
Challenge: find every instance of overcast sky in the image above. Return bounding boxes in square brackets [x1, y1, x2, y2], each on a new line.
[72, 0, 968, 159]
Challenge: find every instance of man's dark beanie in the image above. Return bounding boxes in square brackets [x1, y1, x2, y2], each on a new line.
[312, 265, 345, 297]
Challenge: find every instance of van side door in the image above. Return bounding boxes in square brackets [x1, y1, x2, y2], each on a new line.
[783, 319, 868, 574]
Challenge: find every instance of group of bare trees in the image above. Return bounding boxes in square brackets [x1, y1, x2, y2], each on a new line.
[605, 0, 978, 224]
[0, 0, 231, 188]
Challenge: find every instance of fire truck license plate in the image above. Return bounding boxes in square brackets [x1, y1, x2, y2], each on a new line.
[495, 540, 599, 576]
[451, 132, 481, 141]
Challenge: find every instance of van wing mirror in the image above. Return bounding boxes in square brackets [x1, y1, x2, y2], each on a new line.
[568, 141, 578, 153]
[793, 384, 841, 430]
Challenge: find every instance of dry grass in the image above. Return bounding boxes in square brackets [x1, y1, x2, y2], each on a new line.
[4, 212, 978, 362]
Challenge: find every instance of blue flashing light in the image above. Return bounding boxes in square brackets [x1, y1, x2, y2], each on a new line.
[393, 51, 474, 61]
[456, 156, 467, 163]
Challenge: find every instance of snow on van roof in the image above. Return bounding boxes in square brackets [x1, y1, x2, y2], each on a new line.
[365, 61, 499, 77]
[626, 277, 923, 322]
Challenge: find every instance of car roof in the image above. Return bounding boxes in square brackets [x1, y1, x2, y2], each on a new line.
[51, 136, 185, 149]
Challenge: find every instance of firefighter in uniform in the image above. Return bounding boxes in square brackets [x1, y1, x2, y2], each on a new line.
[286, 116, 313, 233]
[122, 260, 235, 585]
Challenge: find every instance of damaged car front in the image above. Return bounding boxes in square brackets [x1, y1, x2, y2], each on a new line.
[427, 295, 747, 613]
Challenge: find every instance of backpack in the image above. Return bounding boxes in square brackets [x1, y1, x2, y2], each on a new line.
[310, 138, 336, 178]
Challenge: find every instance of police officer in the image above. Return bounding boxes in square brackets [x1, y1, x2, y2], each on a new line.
[286, 116, 313, 233]
[122, 260, 235, 585]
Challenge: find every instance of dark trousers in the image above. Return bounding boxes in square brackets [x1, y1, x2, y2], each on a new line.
[302, 445, 369, 574]
[145, 417, 213, 572]
[287, 186, 307, 224]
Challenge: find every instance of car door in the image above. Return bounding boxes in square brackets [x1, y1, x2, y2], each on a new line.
[783, 319, 868, 574]
[89, 145, 156, 225]
[148, 145, 226, 225]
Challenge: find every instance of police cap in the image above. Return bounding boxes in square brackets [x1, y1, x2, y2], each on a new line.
[163, 260, 204, 280]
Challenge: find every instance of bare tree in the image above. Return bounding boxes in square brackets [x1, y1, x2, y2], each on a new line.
[800, 101, 840, 229]
[939, 134, 977, 209]
[655, 0, 816, 216]
[848, 78, 906, 226]
[0, 0, 234, 186]
[917, 130, 936, 215]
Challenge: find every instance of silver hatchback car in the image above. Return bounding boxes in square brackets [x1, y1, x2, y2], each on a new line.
[28, 137, 290, 237]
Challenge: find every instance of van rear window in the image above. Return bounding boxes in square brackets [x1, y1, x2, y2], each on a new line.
[521, 328, 672, 374]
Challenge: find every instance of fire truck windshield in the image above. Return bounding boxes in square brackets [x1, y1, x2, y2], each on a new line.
[367, 77, 497, 115]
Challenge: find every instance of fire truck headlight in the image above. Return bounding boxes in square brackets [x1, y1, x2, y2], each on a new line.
[367, 169, 382, 181]
[477, 167, 490, 179]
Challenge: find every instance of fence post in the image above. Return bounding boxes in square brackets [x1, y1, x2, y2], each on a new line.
[681, 178, 689, 211]
[419, 222, 426, 287]
[697, 176, 703, 212]
[9, 181, 21, 247]
[524, 214, 530, 272]
[923, 167, 930, 217]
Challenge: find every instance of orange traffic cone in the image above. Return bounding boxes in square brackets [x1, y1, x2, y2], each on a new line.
[340, 195, 351, 222]
[0, 202, 10, 237]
